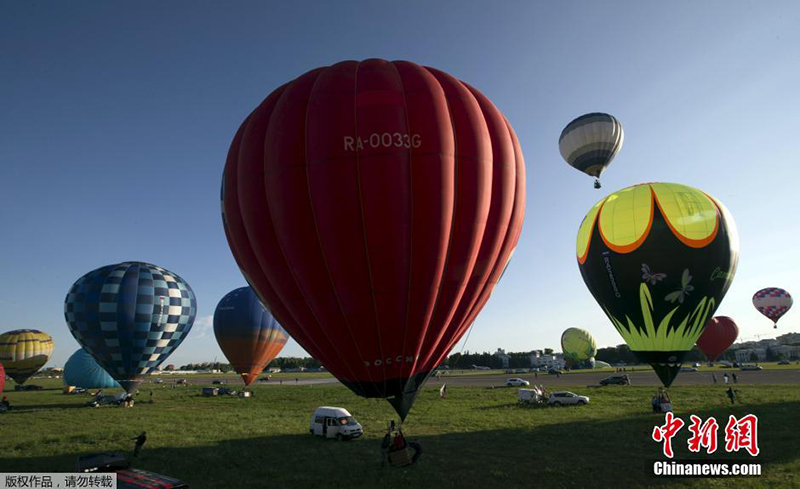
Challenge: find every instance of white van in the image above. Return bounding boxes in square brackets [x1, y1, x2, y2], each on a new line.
[309, 406, 363, 440]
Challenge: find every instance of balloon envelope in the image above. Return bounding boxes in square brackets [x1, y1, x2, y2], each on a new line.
[561, 328, 597, 362]
[0, 362, 5, 396]
[696, 316, 738, 362]
[64, 262, 197, 393]
[0, 329, 54, 384]
[214, 287, 289, 386]
[221, 59, 525, 420]
[577, 183, 738, 387]
[559, 112, 624, 180]
[752, 288, 792, 328]
[64, 349, 121, 389]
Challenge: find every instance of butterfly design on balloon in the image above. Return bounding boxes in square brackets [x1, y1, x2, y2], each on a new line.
[641, 263, 666, 285]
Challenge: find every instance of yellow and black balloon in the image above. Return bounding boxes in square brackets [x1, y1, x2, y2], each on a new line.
[577, 183, 739, 387]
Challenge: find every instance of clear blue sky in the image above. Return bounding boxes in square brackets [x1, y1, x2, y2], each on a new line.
[2, 1, 799, 367]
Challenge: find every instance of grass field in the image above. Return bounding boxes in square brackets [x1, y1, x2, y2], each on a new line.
[1, 378, 798, 488]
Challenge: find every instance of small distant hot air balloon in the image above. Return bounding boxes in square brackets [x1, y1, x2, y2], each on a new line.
[63, 349, 121, 389]
[753, 288, 792, 329]
[561, 328, 597, 363]
[696, 316, 739, 362]
[0, 329, 54, 385]
[214, 287, 289, 387]
[559, 112, 623, 189]
[64, 262, 197, 393]
[221, 59, 525, 420]
[577, 182, 739, 387]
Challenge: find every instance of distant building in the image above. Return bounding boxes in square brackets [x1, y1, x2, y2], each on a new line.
[777, 332, 800, 345]
[771, 344, 800, 360]
[494, 348, 511, 368]
[529, 350, 565, 369]
[735, 348, 767, 363]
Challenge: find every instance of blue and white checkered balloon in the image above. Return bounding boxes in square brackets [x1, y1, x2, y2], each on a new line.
[64, 262, 197, 393]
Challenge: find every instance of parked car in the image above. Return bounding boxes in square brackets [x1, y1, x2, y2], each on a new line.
[153, 378, 163, 384]
[778, 360, 790, 365]
[515, 369, 527, 374]
[693, 363, 701, 368]
[504, 369, 514, 374]
[212, 380, 226, 385]
[548, 391, 589, 406]
[599, 375, 630, 386]
[506, 378, 530, 387]
[517, 388, 545, 404]
[309, 406, 363, 440]
[740, 365, 763, 371]
[175, 379, 188, 385]
[546, 368, 563, 375]
[680, 367, 697, 372]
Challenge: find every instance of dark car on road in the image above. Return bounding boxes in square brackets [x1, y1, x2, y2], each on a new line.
[599, 375, 630, 386]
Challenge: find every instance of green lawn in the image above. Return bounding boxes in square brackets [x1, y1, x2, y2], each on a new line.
[1, 379, 798, 488]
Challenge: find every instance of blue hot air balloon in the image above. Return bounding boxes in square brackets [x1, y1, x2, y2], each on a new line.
[64, 349, 121, 389]
[64, 262, 197, 393]
[214, 287, 289, 386]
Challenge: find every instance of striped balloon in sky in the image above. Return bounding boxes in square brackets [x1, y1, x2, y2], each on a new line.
[559, 112, 624, 188]
[63, 348, 121, 389]
[213, 287, 289, 386]
[753, 288, 792, 328]
[64, 262, 197, 393]
[0, 329, 54, 384]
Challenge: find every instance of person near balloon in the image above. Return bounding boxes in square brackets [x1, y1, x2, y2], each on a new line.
[712, 373, 717, 384]
[724, 373, 729, 385]
[732, 373, 738, 384]
[726, 387, 737, 404]
[380, 423, 392, 467]
[132, 431, 147, 457]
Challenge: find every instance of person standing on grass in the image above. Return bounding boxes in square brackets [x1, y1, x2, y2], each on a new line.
[732, 373, 738, 384]
[726, 387, 736, 404]
[380, 424, 392, 467]
[712, 373, 717, 384]
[132, 431, 147, 457]
[724, 373, 729, 384]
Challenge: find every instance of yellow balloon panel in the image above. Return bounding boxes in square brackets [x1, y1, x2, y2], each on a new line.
[597, 184, 653, 251]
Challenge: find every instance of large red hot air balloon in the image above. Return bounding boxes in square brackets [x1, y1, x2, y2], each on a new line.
[0, 362, 5, 397]
[221, 59, 525, 420]
[696, 316, 739, 362]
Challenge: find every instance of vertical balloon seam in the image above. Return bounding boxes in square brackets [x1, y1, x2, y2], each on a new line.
[245, 77, 364, 388]
[397, 63, 451, 387]
[394, 61, 417, 390]
[269, 71, 368, 387]
[409, 66, 459, 376]
[351, 61, 391, 397]
[433, 91, 513, 362]
[446, 116, 525, 362]
[273, 74, 367, 388]
[448, 84, 512, 347]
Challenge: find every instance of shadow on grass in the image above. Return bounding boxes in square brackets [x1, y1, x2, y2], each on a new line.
[2, 400, 798, 489]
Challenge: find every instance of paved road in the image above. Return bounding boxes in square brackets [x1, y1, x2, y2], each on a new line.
[146, 368, 800, 389]
[427, 368, 800, 388]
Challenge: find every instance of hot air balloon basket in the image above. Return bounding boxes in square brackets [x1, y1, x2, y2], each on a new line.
[388, 447, 412, 467]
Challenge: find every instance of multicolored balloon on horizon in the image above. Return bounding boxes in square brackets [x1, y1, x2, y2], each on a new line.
[559, 112, 624, 189]
[696, 316, 739, 362]
[752, 288, 792, 329]
[561, 327, 597, 362]
[577, 182, 739, 387]
[0, 329, 54, 384]
[214, 287, 289, 387]
[221, 59, 525, 420]
[64, 262, 197, 393]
